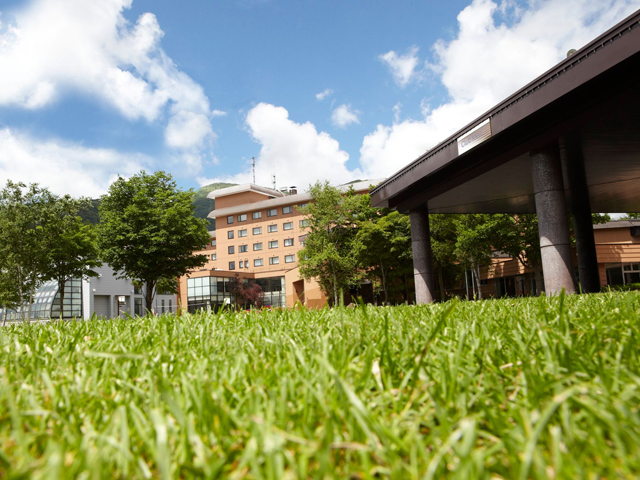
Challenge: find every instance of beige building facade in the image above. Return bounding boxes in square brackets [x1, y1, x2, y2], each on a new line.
[452, 220, 640, 298]
[178, 181, 377, 311]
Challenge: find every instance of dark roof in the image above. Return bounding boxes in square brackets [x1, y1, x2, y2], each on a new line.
[371, 9, 640, 214]
[593, 219, 640, 229]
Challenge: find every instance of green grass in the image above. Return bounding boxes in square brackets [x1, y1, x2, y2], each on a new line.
[1, 293, 640, 479]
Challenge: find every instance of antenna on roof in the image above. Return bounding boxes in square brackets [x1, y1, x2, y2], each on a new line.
[272, 173, 276, 191]
[251, 156, 256, 184]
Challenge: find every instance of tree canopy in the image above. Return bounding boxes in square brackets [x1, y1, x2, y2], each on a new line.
[98, 171, 211, 312]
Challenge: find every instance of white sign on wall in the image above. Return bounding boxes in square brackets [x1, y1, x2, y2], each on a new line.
[457, 118, 492, 155]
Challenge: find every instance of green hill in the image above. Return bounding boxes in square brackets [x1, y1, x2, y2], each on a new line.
[79, 182, 236, 230]
[192, 182, 236, 230]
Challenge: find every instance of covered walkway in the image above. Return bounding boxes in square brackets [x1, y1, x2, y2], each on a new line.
[371, 11, 640, 302]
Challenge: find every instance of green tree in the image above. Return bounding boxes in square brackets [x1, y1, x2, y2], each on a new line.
[354, 211, 412, 304]
[41, 196, 101, 317]
[453, 214, 509, 299]
[98, 171, 211, 313]
[430, 214, 460, 301]
[298, 181, 364, 306]
[0, 181, 54, 321]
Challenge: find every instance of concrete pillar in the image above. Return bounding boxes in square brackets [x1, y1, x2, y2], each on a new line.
[409, 209, 436, 304]
[532, 145, 577, 295]
[561, 134, 601, 293]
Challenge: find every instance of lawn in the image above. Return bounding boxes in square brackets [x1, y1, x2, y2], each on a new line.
[1, 292, 640, 479]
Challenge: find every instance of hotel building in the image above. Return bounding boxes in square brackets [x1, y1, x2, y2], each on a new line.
[178, 181, 376, 311]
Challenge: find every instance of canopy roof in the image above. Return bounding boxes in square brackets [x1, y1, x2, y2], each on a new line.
[370, 10, 640, 214]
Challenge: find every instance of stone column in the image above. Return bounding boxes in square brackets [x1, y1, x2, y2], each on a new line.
[561, 135, 601, 293]
[532, 145, 577, 295]
[410, 209, 436, 304]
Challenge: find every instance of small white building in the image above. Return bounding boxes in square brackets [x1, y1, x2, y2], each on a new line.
[2, 264, 176, 321]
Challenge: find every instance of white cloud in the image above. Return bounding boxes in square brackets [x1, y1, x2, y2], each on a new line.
[379, 46, 421, 88]
[360, 0, 640, 179]
[331, 104, 360, 129]
[315, 89, 334, 101]
[198, 103, 359, 190]
[0, 0, 216, 172]
[211, 109, 227, 117]
[0, 128, 147, 197]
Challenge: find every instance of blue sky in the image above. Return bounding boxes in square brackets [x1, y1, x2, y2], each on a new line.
[1, 0, 639, 197]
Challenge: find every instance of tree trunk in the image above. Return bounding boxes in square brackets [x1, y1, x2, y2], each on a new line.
[380, 260, 388, 305]
[332, 271, 338, 307]
[534, 264, 543, 296]
[145, 280, 156, 314]
[58, 277, 65, 320]
[474, 265, 483, 300]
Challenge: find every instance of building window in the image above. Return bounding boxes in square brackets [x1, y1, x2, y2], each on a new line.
[608, 262, 640, 285]
[228, 230, 234, 239]
[161, 299, 165, 313]
[267, 208, 277, 217]
[227, 216, 234, 224]
[239, 261, 243, 269]
[252, 211, 262, 219]
[228, 246, 235, 254]
[134, 285, 142, 295]
[269, 257, 280, 265]
[269, 240, 278, 249]
[238, 229, 248, 237]
[244, 260, 249, 268]
[282, 206, 293, 214]
[211, 253, 216, 261]
[253, 242, 263, 251]
[297, 203, 308, 209]
[254, 258, 263, 267]
[283, 222, 293, 230]
[268, 224, 278, 233]
[284, 238, 294, 247]
[299, 219, 309, 228]
[169, 299, 172, 313]
[238, 214, 247, 222]
[253, 227, 262, 235]
[239, 245, 248, 253]
[211, 240, 216, 247]
[229, 261, 235, 270]
[134, 297, 143, 316]
[285, 255, 295, 263]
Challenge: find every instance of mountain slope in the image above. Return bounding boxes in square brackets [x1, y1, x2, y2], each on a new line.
[79, 182, 236, 230]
